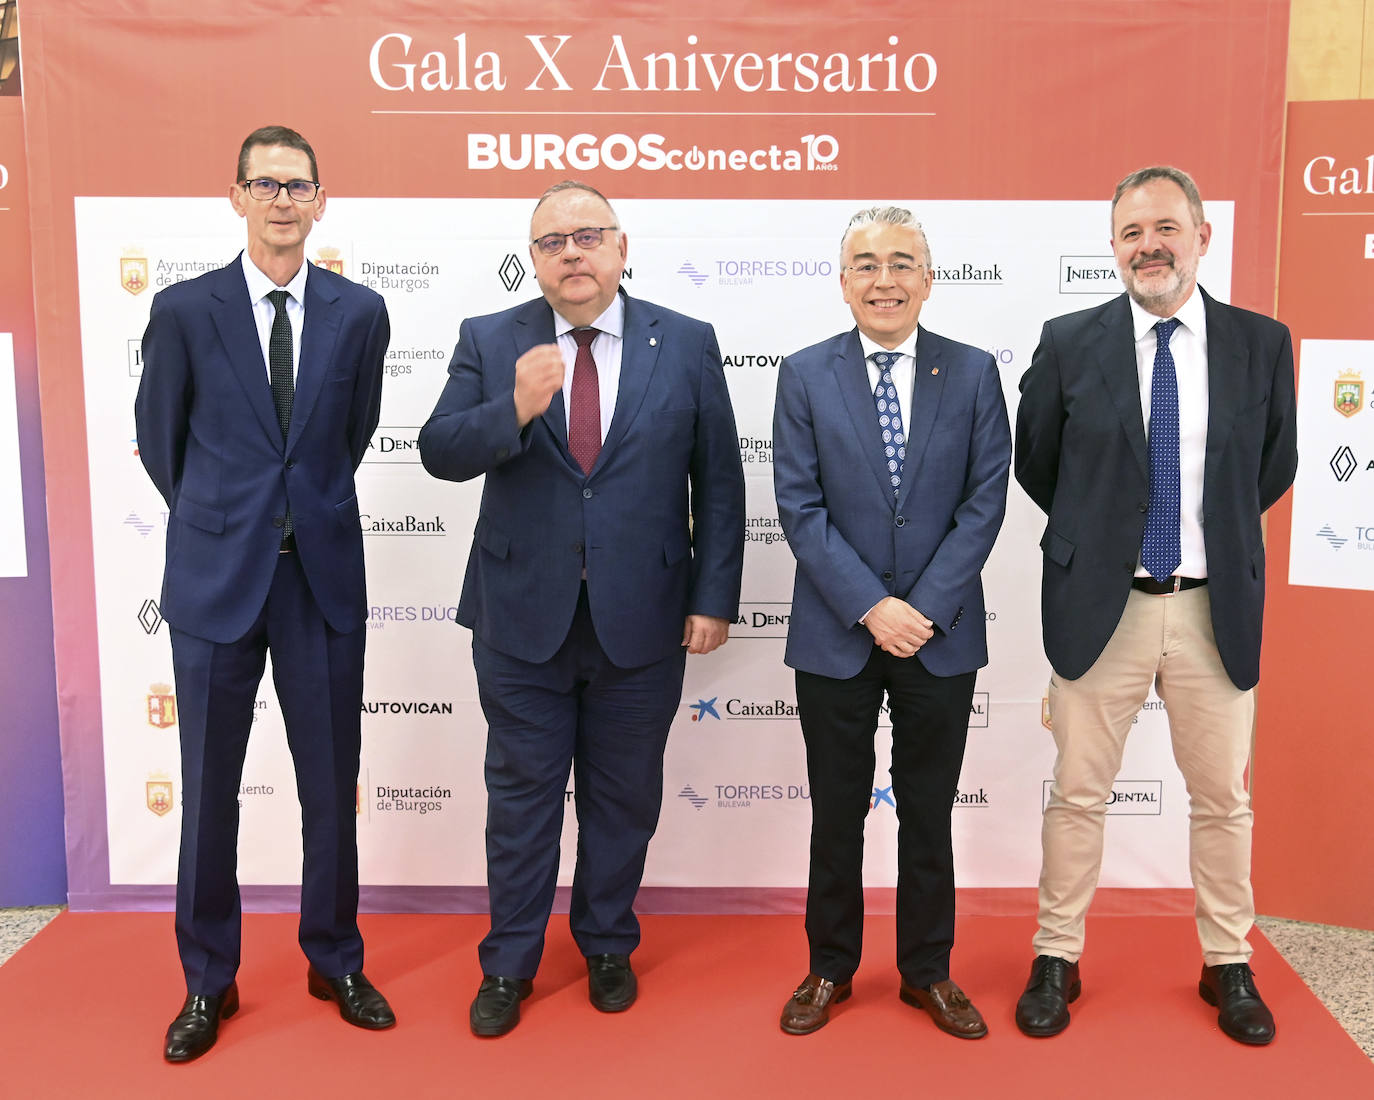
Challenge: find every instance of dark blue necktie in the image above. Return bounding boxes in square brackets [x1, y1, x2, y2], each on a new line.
[267, 290, 294, 540]
[871, 351, 905, 496]
[1142, 318, 1181, 581]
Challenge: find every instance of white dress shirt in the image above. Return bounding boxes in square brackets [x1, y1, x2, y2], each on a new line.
[1129, 289, 1209, 579]
[241, 252, 307, 383]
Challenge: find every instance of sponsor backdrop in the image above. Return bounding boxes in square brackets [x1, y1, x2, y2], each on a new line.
[0, 98, 65, 906]
[22, 1, 1289, 911]
[1254, 99, 1374, 930]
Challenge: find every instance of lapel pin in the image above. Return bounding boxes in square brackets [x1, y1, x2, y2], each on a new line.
[649, 337, 658, 347]
[931, 367, 939, 375]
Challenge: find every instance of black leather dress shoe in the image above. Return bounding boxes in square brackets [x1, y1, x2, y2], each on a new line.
[164, 982, 239, 1063]
[1014, 955, 1081, 1037]
[307, 966, 396, 1029]
[587, 953, 637, 1012]
[470, 975, 533, 1036]
[1199, 963, 1275, 1045]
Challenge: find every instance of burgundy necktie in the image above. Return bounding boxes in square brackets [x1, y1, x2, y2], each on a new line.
[569, 328, 602, 474]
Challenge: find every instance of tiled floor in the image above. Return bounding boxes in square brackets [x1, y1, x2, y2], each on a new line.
[2, 907, 1368, 1057]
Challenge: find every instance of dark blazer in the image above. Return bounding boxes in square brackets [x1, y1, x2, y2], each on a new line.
[418, 290, 745, 668]
[1014, 288, 1297, 691]
[773, 325, 1011, 680]
[135, 258, 388, 642]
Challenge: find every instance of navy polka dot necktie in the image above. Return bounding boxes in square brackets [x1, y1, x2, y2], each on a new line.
[1142, 318, 1181, 581]
[870, 351, 906, 496]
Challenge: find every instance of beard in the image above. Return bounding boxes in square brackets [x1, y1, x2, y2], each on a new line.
[1121, 249, 1197, 313]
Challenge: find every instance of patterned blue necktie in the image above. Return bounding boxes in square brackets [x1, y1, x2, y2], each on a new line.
[1142, 318, 1181, 581]
[871, 351, 906, 496]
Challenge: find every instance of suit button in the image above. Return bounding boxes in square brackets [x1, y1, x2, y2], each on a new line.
[285, 460, 295, 469]
[1137, 501, 1147, 513]
[895, 515, 905, 527]
[495, 448, 510, 460]
[272, 515, 286, 528]
[582, 488, 594, 499]
[573, 542, 584, 554]
[882, 571, 894, 582]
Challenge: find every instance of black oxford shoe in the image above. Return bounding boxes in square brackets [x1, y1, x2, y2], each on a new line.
[164, 982, 239, 1063]
[470, 975, 533, 1037]
[1199, 963, 1275, 1045]
[307, 966, 396, 1029]
[1014, 955, 1081, 1037]
[587, 953, 637, 1012]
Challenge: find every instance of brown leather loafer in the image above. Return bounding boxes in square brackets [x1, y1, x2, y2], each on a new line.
[900, 978, 989, 1038]
[780, 973, 852, 1035]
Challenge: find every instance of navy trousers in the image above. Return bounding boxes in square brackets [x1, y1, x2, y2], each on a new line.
[170, 548, 365, 995]
[473, 584, 687, 978]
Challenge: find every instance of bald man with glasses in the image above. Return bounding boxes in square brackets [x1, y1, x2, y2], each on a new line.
[420, 180, 745, 1037]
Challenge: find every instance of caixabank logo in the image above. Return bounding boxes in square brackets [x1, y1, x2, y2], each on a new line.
[360, 512, 448, 536]
[686, 693, 800, 721]
[1041, 779, 1164, 815]
[868, 785, 990, 811]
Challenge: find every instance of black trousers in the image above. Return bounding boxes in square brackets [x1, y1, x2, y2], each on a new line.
[796, 647, 976, 987]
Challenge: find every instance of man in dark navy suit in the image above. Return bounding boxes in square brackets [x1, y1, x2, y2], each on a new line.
[773, 206, 1010, 1038]
[419, 181, 745, 1037]
[136, 125, 393, 1062]
[1014, 166, 1297, 1045]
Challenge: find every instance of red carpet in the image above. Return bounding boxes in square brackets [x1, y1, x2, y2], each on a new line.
[0, 913, 1368, 1097]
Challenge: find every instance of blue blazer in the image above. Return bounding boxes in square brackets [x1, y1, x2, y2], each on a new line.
[1014, 289, 1298, 691]
[773, 325, 1011, 681]
[418, 291, 746, 668]
[135, 258, 388, 643]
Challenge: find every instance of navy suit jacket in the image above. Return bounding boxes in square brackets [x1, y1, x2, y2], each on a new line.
[1014, 288, 1298, 691]
[135, 258, 388, 643]
[417, 290, 746, 669]
[773, 325, 1011, 681]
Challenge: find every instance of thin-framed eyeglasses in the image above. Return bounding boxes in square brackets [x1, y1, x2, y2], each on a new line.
[532, 226, 618, 255]
[241, 178, 321, 203]
[844, 261, 926, 279]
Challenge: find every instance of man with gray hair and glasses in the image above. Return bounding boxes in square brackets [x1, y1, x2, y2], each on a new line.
[1014, 165, 1296, 1045]
[772, 206, 1010, 1038]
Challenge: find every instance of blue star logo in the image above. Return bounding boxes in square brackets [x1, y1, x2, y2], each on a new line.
[870, 785, 895, 810]
[689, 697, 720, 721]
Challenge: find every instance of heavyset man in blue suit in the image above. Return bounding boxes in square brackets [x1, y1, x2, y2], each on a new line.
[773, 207, 1011, 1037]
[419, 181, 745, 1037]
[136, 126, 394, 1063]
[1013, 166, 1297, 1045]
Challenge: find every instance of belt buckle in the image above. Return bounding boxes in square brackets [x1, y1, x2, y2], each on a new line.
[1164, 575, 1181, 597]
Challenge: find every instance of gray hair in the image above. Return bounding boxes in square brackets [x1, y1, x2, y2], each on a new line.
[1111, 166, 1205, 228]
[840, 206, 931, 268]
[532, 179, 619, 226]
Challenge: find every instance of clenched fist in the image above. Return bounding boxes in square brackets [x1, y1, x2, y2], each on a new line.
[513, 343, 565, 427]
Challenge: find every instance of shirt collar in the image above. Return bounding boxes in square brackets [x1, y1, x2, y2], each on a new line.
[1128, 285, 1207, 342]
[552, 292, 625, 340]
[241, 251, 309, 305]
[856, 328, 919, 362]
